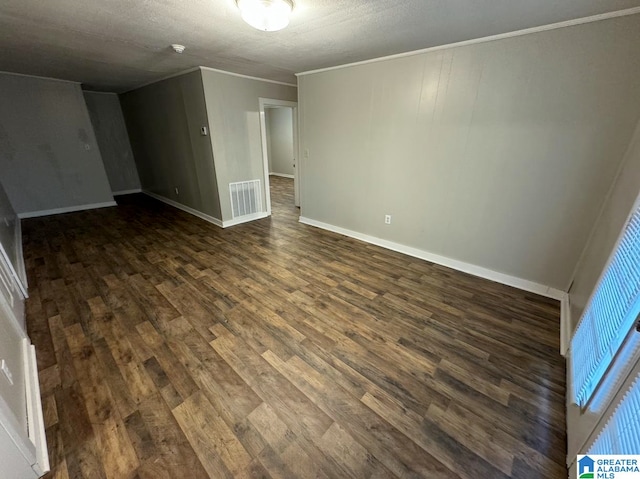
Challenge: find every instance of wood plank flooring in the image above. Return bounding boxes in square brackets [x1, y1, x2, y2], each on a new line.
[24, 176, 567, 479]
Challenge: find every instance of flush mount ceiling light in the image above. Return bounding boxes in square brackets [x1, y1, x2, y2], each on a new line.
[236, 0, 294, 32]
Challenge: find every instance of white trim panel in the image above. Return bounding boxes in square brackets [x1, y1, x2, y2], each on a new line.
[0, 243, 27, 300]
[200, 66, 297, 87]
[0, 393, 35, 470]
[296, 7, 640, 77]
[142, 191, 223, 228]
[17, 201, 117, 219]
[126, 65, 297, 94]
[561, 293, 571, 356]
[23, 342, 49, 476]
[299, 216, 566, 301]
[0, 70, 81, 85]
[81, 91, 118, 96]
[269, 173, 295, 179]
[112, 189, 142, 196]
[13, 219, 27, 293]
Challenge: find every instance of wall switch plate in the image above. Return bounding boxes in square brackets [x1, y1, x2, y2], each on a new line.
[200, 126, 208, 136]
[1, 359, 13, 385]
[385, 215, 392, 225]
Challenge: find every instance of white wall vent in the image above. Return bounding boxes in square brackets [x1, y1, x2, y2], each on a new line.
[229, 180, 262, 218]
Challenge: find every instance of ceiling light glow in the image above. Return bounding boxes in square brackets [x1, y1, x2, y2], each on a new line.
[236, 0, 293, 32]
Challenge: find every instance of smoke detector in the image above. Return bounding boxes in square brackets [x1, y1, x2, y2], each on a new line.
[171, 44, 186, 54]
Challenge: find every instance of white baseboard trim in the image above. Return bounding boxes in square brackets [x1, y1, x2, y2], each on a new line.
[269, 172, 295, 179]
[223, 212, 270, 228]
[112, 188, 142, 196]
[18, 201, 117, 219]
[14, 219, 28, 294]
[143, 191, 223, 228]
[299, 216, 567, 301]
[143, 191, 270, 228]
[560, 294, 572, 357]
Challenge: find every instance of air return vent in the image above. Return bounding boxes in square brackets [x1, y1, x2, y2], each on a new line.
[229, 180, 262, 219]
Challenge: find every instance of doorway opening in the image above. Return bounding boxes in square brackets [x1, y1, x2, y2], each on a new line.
[258, 98, 299, 218]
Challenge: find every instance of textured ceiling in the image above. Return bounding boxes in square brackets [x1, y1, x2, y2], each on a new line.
[0, 0, 639, 92]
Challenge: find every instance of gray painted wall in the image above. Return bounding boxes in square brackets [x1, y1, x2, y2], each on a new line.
[298, 14, 640, 291]
[120, 70, 221, 220]
[84, 91, 141, 193]
[200, 69, 297, 222]
[569, 119, 640, 331]
[0, 73, 114, 215]
[266, 107, 294, 176]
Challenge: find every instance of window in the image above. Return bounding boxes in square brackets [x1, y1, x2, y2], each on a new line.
[588, 372, 640, 454]
[571, 206, 640, 408]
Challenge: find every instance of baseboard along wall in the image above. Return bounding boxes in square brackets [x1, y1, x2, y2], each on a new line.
[269, 173, 295, 179]
[142, 191, 223, 227]
[17, 201, 117, 219]
[299, 215, 570, 353]
[112, 188, 142, 196]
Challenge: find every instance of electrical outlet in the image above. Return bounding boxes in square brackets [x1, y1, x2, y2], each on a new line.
[385, 215, 392, 225]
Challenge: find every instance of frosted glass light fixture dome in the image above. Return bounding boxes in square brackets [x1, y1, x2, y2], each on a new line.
[236, 0, 294, 32]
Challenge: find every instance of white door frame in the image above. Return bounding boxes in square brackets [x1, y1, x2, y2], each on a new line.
[258, 98, 299, 214]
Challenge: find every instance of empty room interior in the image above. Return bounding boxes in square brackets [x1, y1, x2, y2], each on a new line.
[1, 1, 640, 478]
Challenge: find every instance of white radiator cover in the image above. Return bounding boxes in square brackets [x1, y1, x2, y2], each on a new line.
[229, 180, 262, 219]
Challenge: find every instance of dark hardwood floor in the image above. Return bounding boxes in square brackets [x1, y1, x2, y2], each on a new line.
[24, 175, 567, 479]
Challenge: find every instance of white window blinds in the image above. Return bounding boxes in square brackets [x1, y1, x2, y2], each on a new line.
[571, 206, 640, 408]
[588, 372, 640, 454]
